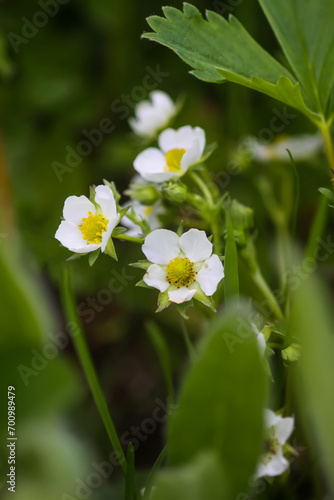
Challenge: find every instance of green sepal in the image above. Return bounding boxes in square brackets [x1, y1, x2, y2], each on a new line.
[319, 187, 334, 208]
[136, 279, 151, 288]
[104, 238, 118, 261]
[130, 260, 151, 270]
[103, 179, 121, 204]
[197, 142, 217, 164]
[176, 220, 184, 236]
[66, 252, 85, 262]
[156, 291, 171, 313]
[118, 205, 131, 220]
[89, 185, 96, 203]
[177, 300, 194, 320]
[112, 226, 128, 236]
[193, 284, 216, 312]
[88, 248, 100, 267]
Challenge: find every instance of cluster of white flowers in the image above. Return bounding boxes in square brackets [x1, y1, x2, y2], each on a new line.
[55, 91, 224, 311]
[55, 90, 296, 483]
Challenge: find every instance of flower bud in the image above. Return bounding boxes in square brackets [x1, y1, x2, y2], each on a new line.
[282, 343, 301, 363]
[125, 183, 161, 205]
[162, 182, 189, 204]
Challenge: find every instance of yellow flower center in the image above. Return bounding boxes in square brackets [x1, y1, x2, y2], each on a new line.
[144, 206, 153, 218]
[166, 257, 196, 288]
[164, 148, 186, 172]
[79, 211, 108, 244]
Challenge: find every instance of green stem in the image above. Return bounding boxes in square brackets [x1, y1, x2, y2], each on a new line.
[61, 266, 127, 476]
[320, 122, 334, 180]
[144, 445, 167, 499]
[181, 319, 196, 363]
[113, 234, 143, 244]
[251, 270, 284, 321]
[190, 171, 214, 207]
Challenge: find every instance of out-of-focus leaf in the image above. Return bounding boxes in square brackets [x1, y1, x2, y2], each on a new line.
[149, 451, 228, 500]
[166, 302, 267, 498]
[146, 321, 174, 405]
[293, 276, 334, 497]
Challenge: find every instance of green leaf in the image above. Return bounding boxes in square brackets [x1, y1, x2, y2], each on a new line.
[146, 321, 174, 405]
[224, 212, 239, 301]
[143, 4, 321, 124]
[258, 0, 334, 119]
[88, 248, 100, 267]
[125, 443, 136, 500]
[293, 276, 334, 496]
[150, 451, 228, 500]
[166, 302, 267, 498]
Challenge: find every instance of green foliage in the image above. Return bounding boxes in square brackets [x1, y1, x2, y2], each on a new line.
[293, 276, 334, 497]
[160, 303, 267, 498]
[143, 2, 334, 125]
[149, 451, 227, 500]
[258, 0, 334, 118]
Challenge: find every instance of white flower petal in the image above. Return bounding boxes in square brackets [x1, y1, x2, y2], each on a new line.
[180, 140, 201, 171]
[274, 416, 294, 445]
[142, 229, 180, 265]
[101, 215, 120, 252]
[143, 264, 169, 292]
[158, 128, 179, 152]
[150, 91, 175, 115]
[168, 287, 196, 304]
[63, 195, 96, 225]
[196, 254, 224, 296]
[129, 91, 175, 137]
[256, 332, 267, 356]
[257, 449, 289, 478]
[95, 185, 117, 221]
[264, 409, 279, 429]
[134, 148, 169, 182]
[55, 221, 100, 253]
[179, 229, 212, 262]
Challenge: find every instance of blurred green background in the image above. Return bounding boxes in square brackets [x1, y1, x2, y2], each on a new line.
[0, 0, 332, 498]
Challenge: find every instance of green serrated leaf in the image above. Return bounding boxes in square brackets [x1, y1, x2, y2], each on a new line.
[104, 238, 118, 261]
[143, 4, 322, 125]
[88, 249, 100, 267]
[258, 0, 334, 119]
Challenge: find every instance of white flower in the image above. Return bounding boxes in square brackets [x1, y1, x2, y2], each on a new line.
[134, 125, 206, 183]
[55, 185, 119, 254]
[245, 133, 323, 163]
[141, 228, 224, 305]
[256, 410, 294, 478]
[129, 91, 176, 138]
[122, 200, 163, 237]
[251, 324, 266, 356]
